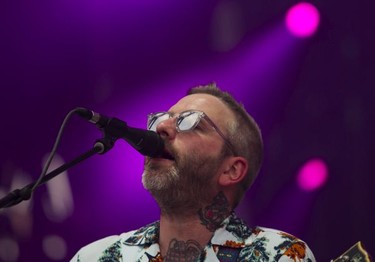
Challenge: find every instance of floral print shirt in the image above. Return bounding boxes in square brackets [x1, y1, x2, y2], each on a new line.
[71, 213, 315, 261]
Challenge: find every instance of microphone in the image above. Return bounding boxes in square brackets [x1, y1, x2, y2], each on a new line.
[75, 108, 164, 158]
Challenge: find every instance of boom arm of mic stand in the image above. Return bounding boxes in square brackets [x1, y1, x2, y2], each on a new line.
[0, 141, 108, 209]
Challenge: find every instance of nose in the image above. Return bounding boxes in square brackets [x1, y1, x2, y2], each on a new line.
[155, 117, 177, 141]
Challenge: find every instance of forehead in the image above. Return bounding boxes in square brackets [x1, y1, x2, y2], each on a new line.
[169, 94, 234, 124]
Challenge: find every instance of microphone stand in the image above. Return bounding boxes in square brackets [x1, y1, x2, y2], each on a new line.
[0, 137, 115, 209]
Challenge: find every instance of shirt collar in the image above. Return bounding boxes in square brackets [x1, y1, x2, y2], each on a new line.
[123, 213, 254, 248]
[210, 212, 253, 248]
[123, 221, 160, 247]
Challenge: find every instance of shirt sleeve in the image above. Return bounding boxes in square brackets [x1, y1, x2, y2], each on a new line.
[259, 227, 316, 262]
[276, 241, 316, 262]
[70, 235, 121, 262]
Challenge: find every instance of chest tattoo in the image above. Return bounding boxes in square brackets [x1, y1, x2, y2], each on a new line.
[164, 239, 202, 262]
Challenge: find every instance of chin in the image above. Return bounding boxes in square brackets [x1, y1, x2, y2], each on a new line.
[142, 166, 179, 191]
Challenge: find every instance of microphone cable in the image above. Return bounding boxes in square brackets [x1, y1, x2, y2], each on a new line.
[30, 108, 83, 194]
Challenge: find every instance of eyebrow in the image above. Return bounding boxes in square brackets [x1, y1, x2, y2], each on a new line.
[165, 111, 176, 117]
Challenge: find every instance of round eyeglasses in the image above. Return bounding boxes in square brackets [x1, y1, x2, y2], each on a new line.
[147, 110, 236, 155]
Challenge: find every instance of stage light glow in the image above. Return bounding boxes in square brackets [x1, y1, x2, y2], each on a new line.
[297, 158, 328, 191]
[285, 2, 320, 38]
[42, 235, 67, 260]
[9, 170, 33, 238]
[0, 237, 19, 262]
[42, 154, 74, 222]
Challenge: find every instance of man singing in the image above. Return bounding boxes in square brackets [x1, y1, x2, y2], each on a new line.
[71, 84, 315, 261]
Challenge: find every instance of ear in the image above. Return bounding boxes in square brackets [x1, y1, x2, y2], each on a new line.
[218, 156, 248, 187]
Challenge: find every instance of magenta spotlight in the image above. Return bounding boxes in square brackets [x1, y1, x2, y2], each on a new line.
[285, 2, 320, 38]
[297, 158, 328, 191]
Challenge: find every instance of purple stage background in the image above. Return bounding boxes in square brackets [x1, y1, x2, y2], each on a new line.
[0, 0, 374, 261]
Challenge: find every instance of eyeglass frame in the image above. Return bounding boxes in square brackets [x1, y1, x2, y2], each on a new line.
[147, 110, 236, 156]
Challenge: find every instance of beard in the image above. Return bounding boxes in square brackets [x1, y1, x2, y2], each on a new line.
[142, 145, 225, 215]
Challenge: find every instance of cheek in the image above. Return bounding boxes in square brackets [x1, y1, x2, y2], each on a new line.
[178, 135, 223, 158]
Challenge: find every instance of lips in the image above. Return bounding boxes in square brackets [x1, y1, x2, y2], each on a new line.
[149, 142, 175, 161]
[159, 149, 175, 160]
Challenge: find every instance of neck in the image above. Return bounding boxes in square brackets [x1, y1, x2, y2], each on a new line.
[159, 214, 210, 261]
[158, 191, 232, 261]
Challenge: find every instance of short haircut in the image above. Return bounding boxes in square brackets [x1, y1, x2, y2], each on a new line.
[187, 83, 263, 207]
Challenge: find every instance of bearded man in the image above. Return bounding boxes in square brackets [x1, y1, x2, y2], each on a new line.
[71, 84, 315, 261]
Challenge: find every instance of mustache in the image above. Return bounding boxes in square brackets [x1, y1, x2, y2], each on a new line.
[164, 142, 178, 160]
[144, 141, 179, 163]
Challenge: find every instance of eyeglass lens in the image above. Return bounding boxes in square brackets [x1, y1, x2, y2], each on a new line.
[177, 111, 200, 131]
[148, 113, 168, 131]
[148, 111, 201, 132]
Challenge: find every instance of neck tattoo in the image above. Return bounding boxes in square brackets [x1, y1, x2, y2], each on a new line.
[164, 239, 202, 262]
[198, 191, 230, 232]
[163, 192, 230, 261]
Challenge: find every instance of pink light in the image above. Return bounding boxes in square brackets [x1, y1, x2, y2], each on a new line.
[297, 158, 328, 191]
[285, 2, 320, 38]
